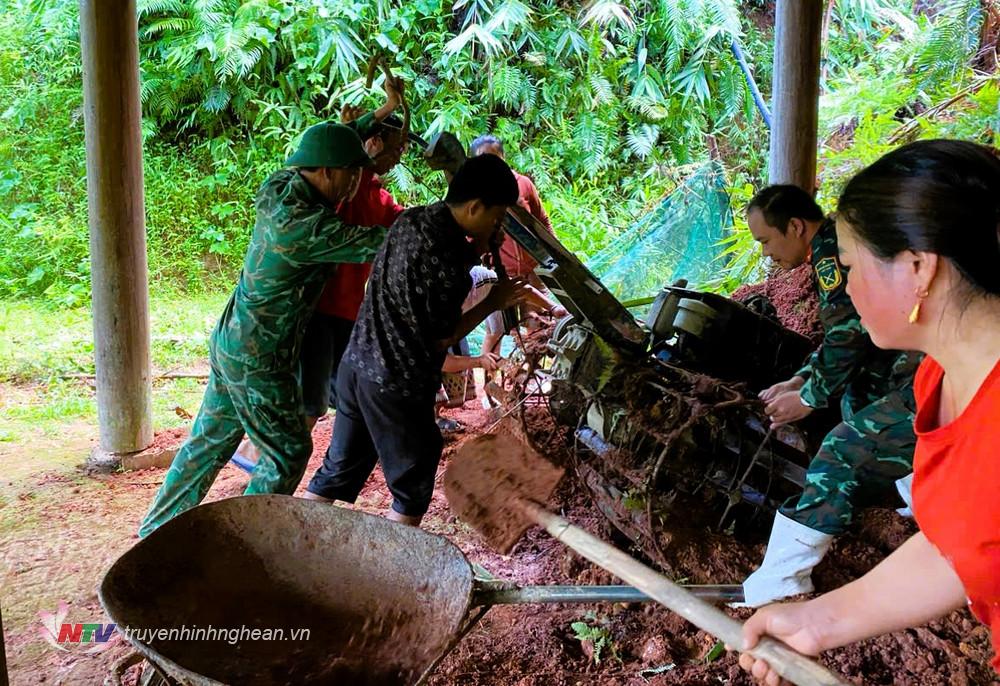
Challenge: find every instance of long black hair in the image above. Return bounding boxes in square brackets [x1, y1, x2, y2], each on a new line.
[837, 139, 1000, 298]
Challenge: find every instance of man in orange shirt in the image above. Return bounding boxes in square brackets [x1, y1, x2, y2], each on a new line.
[469, 134, 565, 354]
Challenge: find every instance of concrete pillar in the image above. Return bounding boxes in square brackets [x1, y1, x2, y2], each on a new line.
[79, 0, 153, 462]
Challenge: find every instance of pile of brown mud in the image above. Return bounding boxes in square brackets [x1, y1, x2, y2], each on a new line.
[732, 264, 823, 343]
[432, 466, 998, 686]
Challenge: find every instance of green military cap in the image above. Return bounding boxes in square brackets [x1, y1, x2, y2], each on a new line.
[285, 122, 374, 169]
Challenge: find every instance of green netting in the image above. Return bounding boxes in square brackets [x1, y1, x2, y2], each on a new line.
[468, 162, 731, 354]
[586, 161, 732, 301]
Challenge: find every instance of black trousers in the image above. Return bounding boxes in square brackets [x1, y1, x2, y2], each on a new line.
[306, 363, 443, 517]
[298, 312, 356, 417]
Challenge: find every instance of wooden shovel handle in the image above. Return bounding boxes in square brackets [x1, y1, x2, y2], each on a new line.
[524, 502, 848, 686]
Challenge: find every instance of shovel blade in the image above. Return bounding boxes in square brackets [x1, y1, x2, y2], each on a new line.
[444, 434, 564, 554]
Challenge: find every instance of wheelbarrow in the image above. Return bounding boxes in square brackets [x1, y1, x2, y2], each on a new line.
[100, 496, 742, 686]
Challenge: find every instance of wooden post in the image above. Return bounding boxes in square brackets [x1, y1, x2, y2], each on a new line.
[768, 0, 824, 192]
[79, 0, 153, 461]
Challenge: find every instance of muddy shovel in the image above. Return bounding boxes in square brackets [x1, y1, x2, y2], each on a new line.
[443, 435, 849, 686]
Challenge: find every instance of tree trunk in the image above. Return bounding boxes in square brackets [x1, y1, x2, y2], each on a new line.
[768, 0, 824, 193]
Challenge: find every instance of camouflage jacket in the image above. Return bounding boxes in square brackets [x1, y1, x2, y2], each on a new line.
[210, 168, 387, 370]
[798, 218, 920, 413]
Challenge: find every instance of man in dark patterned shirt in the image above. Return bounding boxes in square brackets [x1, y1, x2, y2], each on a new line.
[304, 154, 531, 525]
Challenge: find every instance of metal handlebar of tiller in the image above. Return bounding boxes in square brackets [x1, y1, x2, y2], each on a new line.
[424, 131, 647, 352]
[472, 580, 744, 605]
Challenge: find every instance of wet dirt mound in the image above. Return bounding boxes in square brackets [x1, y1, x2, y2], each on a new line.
[732, 264, 823, 343]
[434, 453, 998, 686]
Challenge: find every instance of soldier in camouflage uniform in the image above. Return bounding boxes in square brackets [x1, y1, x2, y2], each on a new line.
[740, 184, 920, 607]
[138, 102, 400, 537]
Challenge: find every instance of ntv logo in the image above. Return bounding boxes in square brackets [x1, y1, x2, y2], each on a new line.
[38, 602, 119, 654]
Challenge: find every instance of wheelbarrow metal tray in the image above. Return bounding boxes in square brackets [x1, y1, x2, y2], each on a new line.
[100, 496, 474, 686]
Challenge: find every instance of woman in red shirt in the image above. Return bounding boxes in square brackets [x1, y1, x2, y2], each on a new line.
[736, 139, 1000, 684]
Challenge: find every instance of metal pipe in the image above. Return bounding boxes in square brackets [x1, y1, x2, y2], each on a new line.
[472, 583, 744, 606]
[730, 38, 772, 129]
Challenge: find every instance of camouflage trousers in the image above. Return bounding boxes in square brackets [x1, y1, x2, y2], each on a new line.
[137, 352, 312, 538]
[779, 387, 916, 535]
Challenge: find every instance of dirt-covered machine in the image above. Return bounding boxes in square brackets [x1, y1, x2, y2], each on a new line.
[544, 284, 824, 554]
[426, 133, 826, 565]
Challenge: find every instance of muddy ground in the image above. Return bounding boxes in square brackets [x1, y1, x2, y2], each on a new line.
[428, 408, 998, 686]
[2, 399, 996, 685]
[2, 275, 996, 684]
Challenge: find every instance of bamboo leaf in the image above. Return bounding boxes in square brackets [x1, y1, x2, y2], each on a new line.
[581, 0, 636, 31]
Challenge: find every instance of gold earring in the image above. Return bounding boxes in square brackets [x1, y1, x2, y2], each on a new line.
[908, 290, 929, 325]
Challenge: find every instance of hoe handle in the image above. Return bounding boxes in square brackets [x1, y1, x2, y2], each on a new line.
[523, 502, 849, 686]
[365, 53, 410, 138]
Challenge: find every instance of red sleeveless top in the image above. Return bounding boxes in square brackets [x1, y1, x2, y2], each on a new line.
[912, 355, 1000, 672]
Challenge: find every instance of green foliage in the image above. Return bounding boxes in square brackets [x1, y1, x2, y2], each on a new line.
[703, 640, 726, 663]
[2, 0, 776, 303]
[705, 179, 767, 295]
[0, 295, 221, 450]
[570, 611, 619, 665]
[130, 0, 769, 196]
[816, 0, 999, 204]
[0, 1, 273, 303]
[621, 488, 647, 512]
[713, 0, 996, 292]
[0, 0, 996, 307]
[910, 0, 982, 88]
[0, 293, 226, 382]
